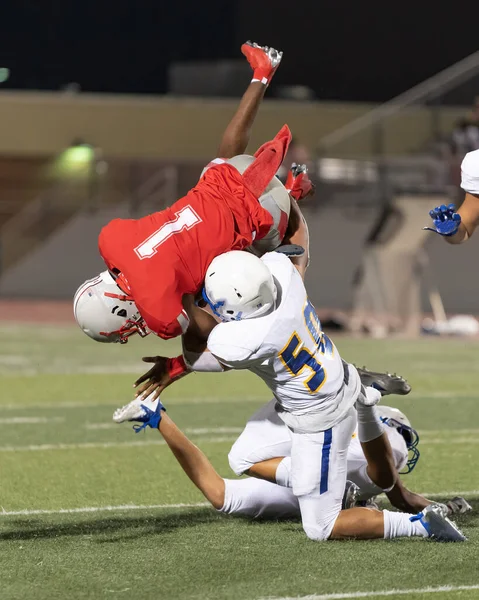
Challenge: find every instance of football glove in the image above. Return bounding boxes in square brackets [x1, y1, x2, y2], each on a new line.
[285, 163, 315, 201]
[424, 204, 461, 236]
[446, 496, 473, 515]
[241, 41, 282, 85]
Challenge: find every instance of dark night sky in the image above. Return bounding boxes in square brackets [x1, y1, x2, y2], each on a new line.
[0, 0, 477, 102]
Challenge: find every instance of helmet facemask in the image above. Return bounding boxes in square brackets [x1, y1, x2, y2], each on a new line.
[380, 416, 420, 474]
[73, 272, 150, 344]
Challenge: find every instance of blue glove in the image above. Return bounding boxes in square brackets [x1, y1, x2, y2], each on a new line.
[424, 204, 461, 236]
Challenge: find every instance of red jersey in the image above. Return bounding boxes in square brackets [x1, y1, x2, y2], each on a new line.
[99, 163, 274, 339]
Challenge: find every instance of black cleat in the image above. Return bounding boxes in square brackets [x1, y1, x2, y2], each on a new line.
[356, 366, 411, 396]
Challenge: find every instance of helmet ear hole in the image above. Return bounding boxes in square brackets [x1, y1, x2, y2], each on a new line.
[116, 308, 127, 318]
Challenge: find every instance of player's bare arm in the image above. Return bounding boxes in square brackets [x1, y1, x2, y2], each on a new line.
[448, 193, 479, 243]
[217, 42, 282, 159]
[425, 149, 479, 243]
[134, 296, 224, 399]
[425, 195, 479, 244]
[282, 197, 310, 279]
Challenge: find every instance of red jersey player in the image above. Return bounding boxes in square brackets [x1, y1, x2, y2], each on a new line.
[73, 42, 312, 356]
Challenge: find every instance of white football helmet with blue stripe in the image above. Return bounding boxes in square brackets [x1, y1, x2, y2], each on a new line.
[203, 251, 277, 322]
[379, 406, 420, 474]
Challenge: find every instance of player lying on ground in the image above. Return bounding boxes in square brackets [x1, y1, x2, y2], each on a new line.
[114, 249, 466, 541]
[425, 149, 479, 242]
[226, 400, 472, 517]
[114, 394, 466, 542]
[73, 41, 312, 351]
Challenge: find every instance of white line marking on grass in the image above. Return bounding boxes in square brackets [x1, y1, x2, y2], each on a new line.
[1, 490, 478, 519]
[0, 396, 266, 410]
[420, 438, 479, 445]
[261, 584, 479, 600]
[0, 502, 210, 517]
[85, 423, 243, 435]
[416, 489, 479, 498]
[0, 436, 237, 453]
[0, 417, 64, 425]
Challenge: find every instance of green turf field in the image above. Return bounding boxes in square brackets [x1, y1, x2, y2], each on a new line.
[0, 323, 478, 600]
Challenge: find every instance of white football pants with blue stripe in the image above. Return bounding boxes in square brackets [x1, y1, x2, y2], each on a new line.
[227, 401, 357, 541]
[290, 407, 356, 540]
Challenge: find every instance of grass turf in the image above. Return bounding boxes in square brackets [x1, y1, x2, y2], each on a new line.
[0, 324, 478, 600]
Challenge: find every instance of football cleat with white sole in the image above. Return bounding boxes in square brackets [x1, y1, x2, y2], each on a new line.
[410, 503, 467, 542]
[113, 393, 165, 433]
[356, 366, 411, 396]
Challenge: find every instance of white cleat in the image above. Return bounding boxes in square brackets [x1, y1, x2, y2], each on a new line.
[411, 503, 467, 542]
[113, 393, 159, 424]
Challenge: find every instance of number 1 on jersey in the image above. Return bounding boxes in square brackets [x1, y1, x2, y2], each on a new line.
[135, 206, 202, 259]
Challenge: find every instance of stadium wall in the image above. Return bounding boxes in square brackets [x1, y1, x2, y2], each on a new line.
[0, 91, 466, 159]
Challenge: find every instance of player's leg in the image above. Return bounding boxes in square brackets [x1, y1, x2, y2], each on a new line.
[221, 477, 299, 519]
[289, 406, 384, 541]
[158, 409, 300, 517]
[228, 399, 292, 482]
[290, 407, 464, 541]
[114, 395, 299, 518]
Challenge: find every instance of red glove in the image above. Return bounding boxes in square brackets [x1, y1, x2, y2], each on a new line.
[241, 41, 282, 86]
[167, 355, 189, 380]
[285, 163, 315, 201]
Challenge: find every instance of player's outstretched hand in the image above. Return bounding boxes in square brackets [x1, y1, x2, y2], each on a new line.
[133, 356, 172, 400]
[424, 204, 461, 236]
[446, 496, 473, 515]
[241, 41, 282, 85]
[285, 163, 315, 201]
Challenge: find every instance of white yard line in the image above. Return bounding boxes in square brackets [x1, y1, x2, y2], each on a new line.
[420, 438, 479, 445]
[423, 489, 479, 498]
[260, 584, 479, 600]
[85, 423, 243, 434]
[0, 417, 64, 425]
[0, 436, 237, 453]
[0, 396, 266, 410]
[1, 490, 478, 520]
[0, 502, 210, 517]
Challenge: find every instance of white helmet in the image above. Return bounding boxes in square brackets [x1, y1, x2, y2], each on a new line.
[203, 251, 277, 322]
[379, 406, 411, 429]
[379, 405, 420, 474]
[73, 271, 149, 344]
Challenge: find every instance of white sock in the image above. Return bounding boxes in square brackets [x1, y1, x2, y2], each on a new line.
[275, 457, 292, 488]
[220, 478, 300, 519]
[356, 403, 384, 443]
[383, 510, 428, 539]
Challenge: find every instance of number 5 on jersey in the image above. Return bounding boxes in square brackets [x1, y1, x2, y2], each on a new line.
[280, 333, 326, 393]
[135, 206, 202, 259]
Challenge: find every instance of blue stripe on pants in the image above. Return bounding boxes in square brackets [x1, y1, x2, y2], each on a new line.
[319, 428, 333, 495]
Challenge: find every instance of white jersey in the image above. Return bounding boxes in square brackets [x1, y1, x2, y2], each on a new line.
[208, 253, 356, 425]
[461, 149, 479, 195]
